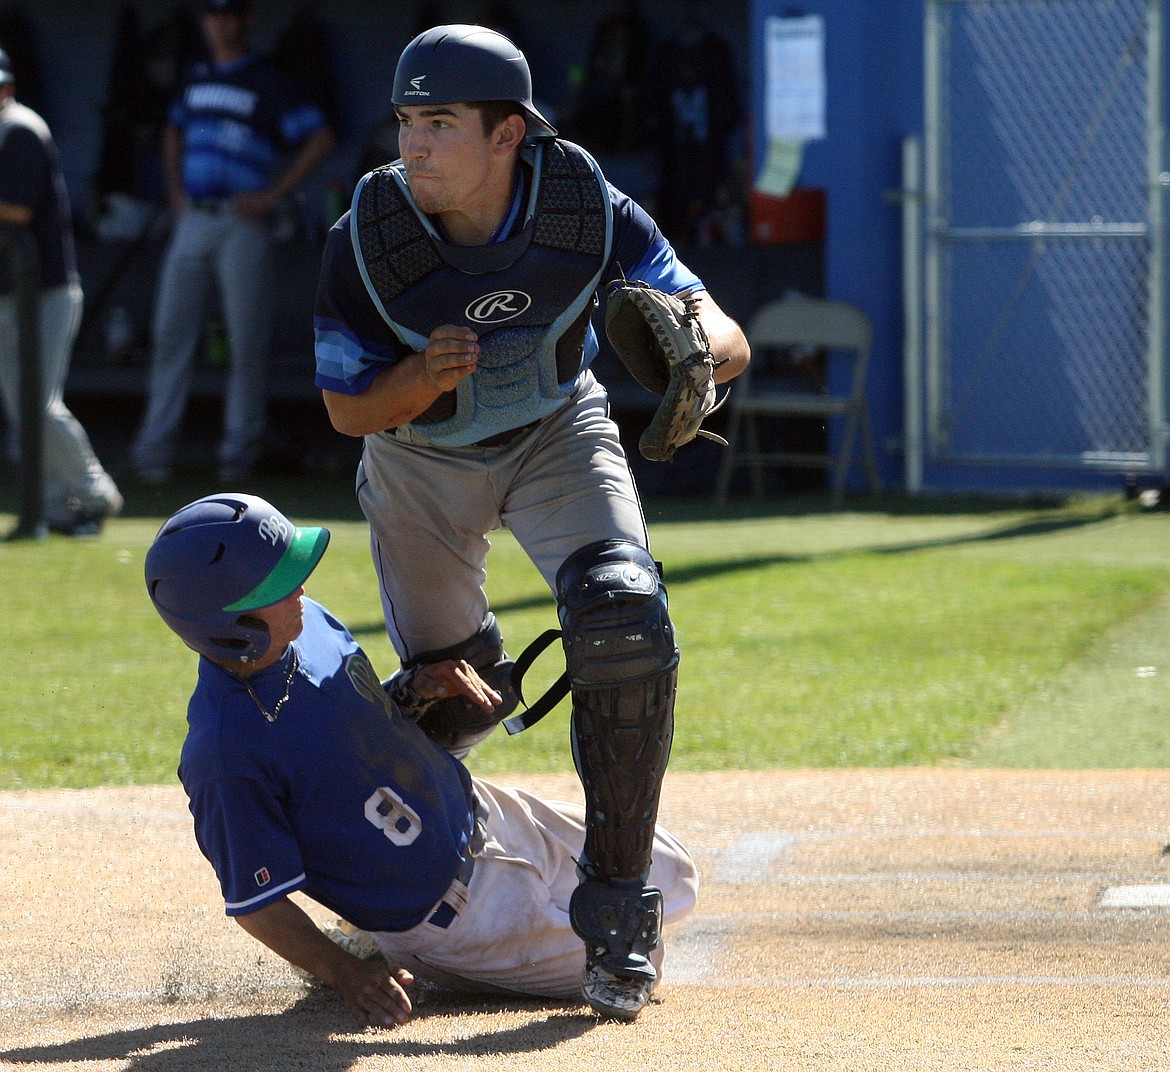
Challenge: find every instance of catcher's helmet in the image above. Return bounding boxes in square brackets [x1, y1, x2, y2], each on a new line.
[145, 493, 329, 663]
[392, 24, 557, 139]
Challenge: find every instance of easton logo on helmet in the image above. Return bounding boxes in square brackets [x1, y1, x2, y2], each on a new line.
[405, 74, 428, 96]
[466, 290, 532, 324]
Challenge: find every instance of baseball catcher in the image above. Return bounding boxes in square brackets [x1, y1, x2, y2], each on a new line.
[605, 279, 730, 462]
[315, 23, 750, 1021]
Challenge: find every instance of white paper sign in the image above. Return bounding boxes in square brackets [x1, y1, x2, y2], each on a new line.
[765, 14, 826, 141]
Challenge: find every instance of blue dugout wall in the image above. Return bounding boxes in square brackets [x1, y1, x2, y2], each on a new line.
[750, 0, 922, 494]
[750, 0, 1170, 496]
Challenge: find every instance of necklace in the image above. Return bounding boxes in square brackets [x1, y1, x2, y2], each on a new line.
[242, 647, 300, 723]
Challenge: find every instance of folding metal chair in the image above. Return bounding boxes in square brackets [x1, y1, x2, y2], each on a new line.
[714, 297, 881, 506]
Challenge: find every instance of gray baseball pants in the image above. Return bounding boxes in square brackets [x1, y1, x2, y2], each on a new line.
[357, 370, 651, 660]
[0, 281, 121, 525]
[131, 206, 274, 473]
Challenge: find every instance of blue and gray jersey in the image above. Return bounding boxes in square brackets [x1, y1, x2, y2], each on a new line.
[170, 54, 328, 199]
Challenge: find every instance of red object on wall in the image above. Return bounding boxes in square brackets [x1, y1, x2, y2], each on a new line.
[749, 187, 826, 245]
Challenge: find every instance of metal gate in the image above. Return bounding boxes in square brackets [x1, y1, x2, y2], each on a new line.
[907, 0, 1165, 485]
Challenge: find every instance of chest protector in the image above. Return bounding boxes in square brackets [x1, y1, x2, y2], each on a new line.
[351, 139, 613, 446]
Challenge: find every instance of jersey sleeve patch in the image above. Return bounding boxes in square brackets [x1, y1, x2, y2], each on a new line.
[225, 872, 307, 915]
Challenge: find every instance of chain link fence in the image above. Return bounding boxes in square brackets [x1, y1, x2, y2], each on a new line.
[923, 0, 1163, 472]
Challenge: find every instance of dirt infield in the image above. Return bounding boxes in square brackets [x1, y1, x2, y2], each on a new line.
[2, 769, 1170, 1071]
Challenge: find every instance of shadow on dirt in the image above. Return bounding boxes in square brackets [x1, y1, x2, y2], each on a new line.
[0, 985, 597, 1070]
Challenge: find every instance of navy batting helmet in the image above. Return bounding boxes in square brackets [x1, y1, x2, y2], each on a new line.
[145, 494, 329, 663]
[392, 24, 557, 139]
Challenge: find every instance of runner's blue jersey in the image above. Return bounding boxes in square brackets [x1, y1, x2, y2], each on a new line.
[179, 598, 477, 932]
[313, 166, 703, 397]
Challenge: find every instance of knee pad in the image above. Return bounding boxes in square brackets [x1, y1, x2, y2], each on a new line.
[557, 540, 679, 882]
[384, 613, 519, 756]
[555, 539, 679, 688]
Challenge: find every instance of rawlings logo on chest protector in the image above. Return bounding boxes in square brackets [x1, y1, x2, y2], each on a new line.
[467, 291, 533, 324]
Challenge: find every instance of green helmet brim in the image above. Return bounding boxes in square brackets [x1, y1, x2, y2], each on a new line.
[223, 526, 330, 612]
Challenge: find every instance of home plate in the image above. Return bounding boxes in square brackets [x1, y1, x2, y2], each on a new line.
[1099, 884, 1170, 908]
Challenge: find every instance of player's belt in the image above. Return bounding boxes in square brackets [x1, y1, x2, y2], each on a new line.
[426, 852, 475, 929]
[471, 417, 544, 448]
[387, 416, 545, 448]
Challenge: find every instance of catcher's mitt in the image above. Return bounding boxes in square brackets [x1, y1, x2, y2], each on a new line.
[604, 280, 728, 462]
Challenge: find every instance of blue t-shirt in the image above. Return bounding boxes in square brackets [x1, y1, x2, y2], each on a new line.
[313, 152, 703, 397]
[170, 53, 329, 199]
[178, 598, 477, 932]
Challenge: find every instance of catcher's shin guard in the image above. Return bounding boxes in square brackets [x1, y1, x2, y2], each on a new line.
[557, 539, 679, 885]
[383, 613, 519, 755]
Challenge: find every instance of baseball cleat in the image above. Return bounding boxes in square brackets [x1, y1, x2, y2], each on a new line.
[48, 509, 107, 538]
[581, 960, 655, 1022]
[570, 878, 663, 1021]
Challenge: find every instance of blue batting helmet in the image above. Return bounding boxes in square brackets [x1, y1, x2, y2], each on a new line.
[145, 493, 329, 663]
[392, 24, 557, 138]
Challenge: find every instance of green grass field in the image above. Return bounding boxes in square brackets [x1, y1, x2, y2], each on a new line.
[2, 480, 1168, 790]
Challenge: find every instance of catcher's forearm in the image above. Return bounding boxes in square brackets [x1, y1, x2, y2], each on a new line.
[688, 293, 751, 383]
[322, 353, 444, 437]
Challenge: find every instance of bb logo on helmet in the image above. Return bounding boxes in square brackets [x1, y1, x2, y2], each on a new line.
[257, 515, 291, 546]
